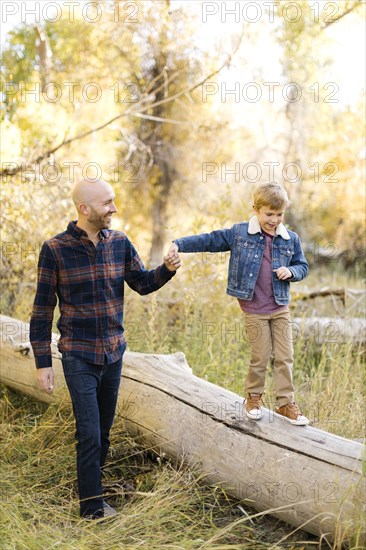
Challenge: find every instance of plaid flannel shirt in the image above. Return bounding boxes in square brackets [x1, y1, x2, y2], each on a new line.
[30, 221, 176, 368]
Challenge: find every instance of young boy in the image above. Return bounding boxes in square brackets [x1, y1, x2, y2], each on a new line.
[168, 183, 309, 426]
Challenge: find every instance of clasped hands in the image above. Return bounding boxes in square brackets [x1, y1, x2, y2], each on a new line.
[163, 242, 181, 272]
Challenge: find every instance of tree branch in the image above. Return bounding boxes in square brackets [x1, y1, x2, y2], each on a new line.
[131, 112, 192, 125]
[1, 30, 245, 177]
[320, 0, 362, 31]
[1, 113, 128, 176]
[130, 30, 245, 116]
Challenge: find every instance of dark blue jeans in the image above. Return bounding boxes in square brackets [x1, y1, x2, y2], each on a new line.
[61, 351, 123, 518]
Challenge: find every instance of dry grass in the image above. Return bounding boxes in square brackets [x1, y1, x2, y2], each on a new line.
[1, 266, 365, 549]
[1, 387, 331, 550]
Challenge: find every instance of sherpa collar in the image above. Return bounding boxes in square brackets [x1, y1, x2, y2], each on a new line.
[248, 216, 290, 240]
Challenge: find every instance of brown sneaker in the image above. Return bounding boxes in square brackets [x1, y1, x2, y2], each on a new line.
[243, 393, 263, 420]
[275, 402, 309, 426]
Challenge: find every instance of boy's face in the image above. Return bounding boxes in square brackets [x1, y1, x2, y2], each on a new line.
[254, 206, 285, 235]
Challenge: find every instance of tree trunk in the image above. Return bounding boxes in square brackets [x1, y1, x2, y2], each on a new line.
[130, 17, 177, 267]
[150, 193, 168, 267]
[0, 314, 364, 544]
[149, 147, 174, 266]
[34, 25, 52, 90]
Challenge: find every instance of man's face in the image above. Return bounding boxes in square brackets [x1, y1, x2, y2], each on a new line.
[254, 206, 285, 235]
[87, 187, 117, 230]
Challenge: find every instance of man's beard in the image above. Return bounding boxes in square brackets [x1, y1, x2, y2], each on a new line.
[88, 207, 112, 229]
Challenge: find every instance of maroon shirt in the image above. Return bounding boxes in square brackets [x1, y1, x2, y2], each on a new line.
[238, 231, 287, 314]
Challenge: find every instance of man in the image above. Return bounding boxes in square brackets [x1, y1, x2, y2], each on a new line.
[30, 179, 180, 519]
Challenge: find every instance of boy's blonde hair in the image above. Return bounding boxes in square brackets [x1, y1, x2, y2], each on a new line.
[253, 183, 290, 211]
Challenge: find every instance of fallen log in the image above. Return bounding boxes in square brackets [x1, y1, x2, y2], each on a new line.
[293, 316, 366, 344]
[292, 287, 346, 304]
[292, 287, 366, 315]
[0, 315, 364, 544]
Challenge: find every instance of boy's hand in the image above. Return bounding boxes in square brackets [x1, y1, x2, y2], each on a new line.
[167, 242, 179, 259]
[273, 267, 292, 280]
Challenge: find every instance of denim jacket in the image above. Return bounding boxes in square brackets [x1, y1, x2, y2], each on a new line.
[175, 216, 309, 305]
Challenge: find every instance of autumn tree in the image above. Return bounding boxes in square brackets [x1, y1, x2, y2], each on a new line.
[273, 0, 365, 259]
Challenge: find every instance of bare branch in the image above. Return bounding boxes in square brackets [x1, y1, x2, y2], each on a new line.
[130, 29, 245, 116]
[146, 67, 185, 97]
[1, 112, 129, 176]
[131, 112, 192, 125]
[0, 30, 245, 177]
[320, 0, 362, 31]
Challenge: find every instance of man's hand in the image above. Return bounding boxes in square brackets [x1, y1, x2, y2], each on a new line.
[273, 267, 292, 280]
[36, 367, 54, 393]
[164, 253, 181, 271]
[164, 242, 181, 271]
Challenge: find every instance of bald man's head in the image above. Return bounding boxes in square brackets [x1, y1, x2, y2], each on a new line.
[72, 179, 114, 209]
[72, 179, 117, 231]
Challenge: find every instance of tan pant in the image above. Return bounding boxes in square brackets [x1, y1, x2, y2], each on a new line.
[243, 308, 295, 406]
